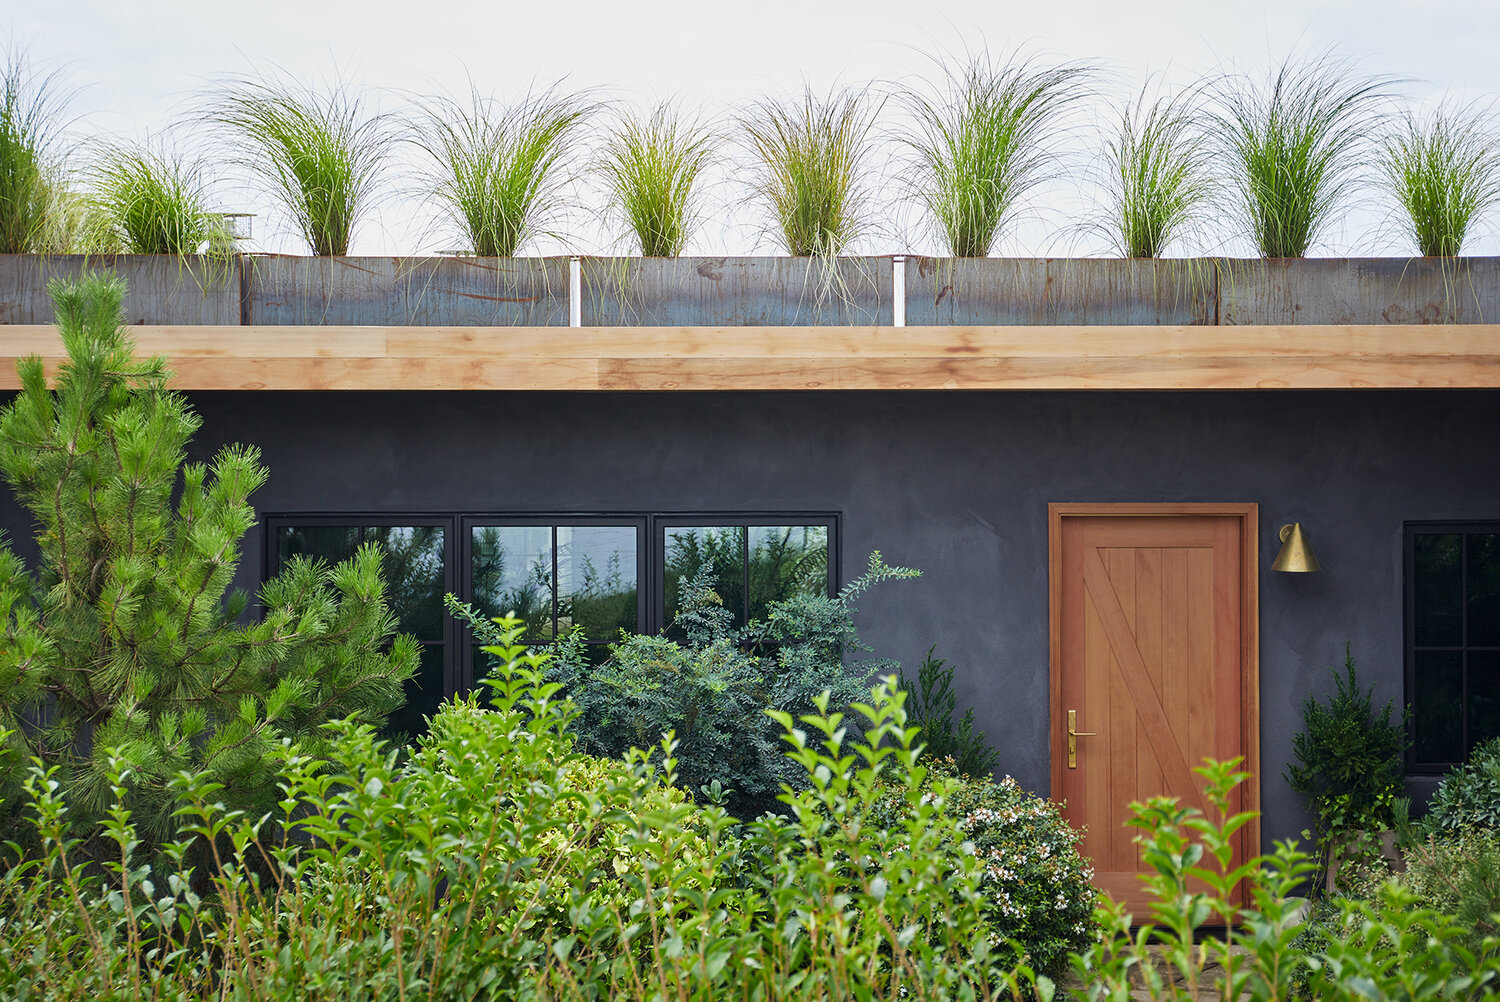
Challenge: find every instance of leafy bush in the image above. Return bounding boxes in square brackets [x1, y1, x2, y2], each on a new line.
[1069, 759, 1500, 1002]
[1424, 735, 1500, 833]
[457, 550, 918, 819]
[1284, 645, 1407, 855]
[898, 645, 999, 777]
[0, 273, 415, 858]
[0, 619, 1012, 1000]
[878, 758, 1097, 978]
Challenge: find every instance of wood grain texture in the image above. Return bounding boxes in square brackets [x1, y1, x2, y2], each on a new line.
[2, 324, 1499, 390]
[1050, 503, 1259, 917]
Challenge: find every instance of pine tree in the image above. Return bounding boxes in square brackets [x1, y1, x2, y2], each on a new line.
[0, 273, 417, 854]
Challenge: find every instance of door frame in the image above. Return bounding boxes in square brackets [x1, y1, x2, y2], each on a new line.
[1048, 502, 1261, 863]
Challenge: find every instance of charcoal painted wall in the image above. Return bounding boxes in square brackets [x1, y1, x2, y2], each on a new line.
[4, 388, 1498, 848]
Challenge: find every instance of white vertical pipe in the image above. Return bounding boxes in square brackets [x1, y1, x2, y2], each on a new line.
[569, 256, 582, 327]
[892, 255, 906, 327]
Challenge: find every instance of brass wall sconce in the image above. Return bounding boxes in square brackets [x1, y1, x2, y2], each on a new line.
[1272, 522, 1321, 572]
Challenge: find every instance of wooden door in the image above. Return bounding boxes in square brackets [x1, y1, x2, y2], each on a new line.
[1049, 503, 1259, 916]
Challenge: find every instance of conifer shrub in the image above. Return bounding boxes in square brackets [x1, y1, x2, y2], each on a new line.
[898, 645, 999, 778]
[0, 272, 416, 859]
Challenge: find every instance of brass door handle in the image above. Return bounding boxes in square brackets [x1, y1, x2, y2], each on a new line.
[1067, 709, 1098, 769]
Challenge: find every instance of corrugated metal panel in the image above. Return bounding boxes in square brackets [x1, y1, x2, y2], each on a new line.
[0, 254, 241, 325]
[580, 257, 893, 326]
[1218, 258, 1500, 324]
[244, 256, 568, 326]
[904, 257, 1217, 326]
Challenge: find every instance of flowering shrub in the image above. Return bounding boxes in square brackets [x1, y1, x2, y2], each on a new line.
[878, 758, 1099, 978]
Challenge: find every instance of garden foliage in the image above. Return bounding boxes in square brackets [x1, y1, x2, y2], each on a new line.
[0, 620, 1013, 1000]
[456, 550, 918, 819]
[0, 273, 416, 858]
[1284, 645, 1407, 843]
[1424, 735, 1500, 833]
[898, 645, 999, 778]
[877, 758, 1096, 978]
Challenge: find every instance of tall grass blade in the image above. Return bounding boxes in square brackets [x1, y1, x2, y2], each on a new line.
[412, 84, 594, 257]
[905, 51, 1089, 257]
[0, 47, 70, 254]
[598, 103, 712, 257]
[35, 177, 120, 254]
[1216, 52, 1393, 258]
[210, 74, 392, 256]
[1103, 88, 1213, 257]
[91, 142, 226, 254]
[741, 86, 877, 256]
[1380, 105, 1500, 257]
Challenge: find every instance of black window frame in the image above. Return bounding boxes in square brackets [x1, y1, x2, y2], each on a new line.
[1405, 520, 1500, 773]
[459, 515, 649, 691]
[264, 510, 841, 705]
[652, 513, 840, 633]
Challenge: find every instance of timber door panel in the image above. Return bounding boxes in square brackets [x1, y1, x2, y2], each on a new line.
[1049, 504, 1259, 916]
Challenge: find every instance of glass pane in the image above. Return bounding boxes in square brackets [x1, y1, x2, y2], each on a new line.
[384, 643, 445, 742]
[1414, 649, 1463, 765]
[557, 526, 638, 641]
[1468, 535, 1500, 646]
[471, 526, 554, 642]
[1470, 651, 1500, 754]
[277, 525, 360, 567]
[663, 526, 746, 636]
[1415, 533, 1463, 647]
[367, 526, 446, 642]
[748, 525, 829, 621]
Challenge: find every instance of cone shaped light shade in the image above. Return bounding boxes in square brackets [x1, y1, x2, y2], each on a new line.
[1272, 522, 1321, 572]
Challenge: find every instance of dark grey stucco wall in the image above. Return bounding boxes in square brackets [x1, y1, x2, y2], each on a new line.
[4, 388, 1498, 848]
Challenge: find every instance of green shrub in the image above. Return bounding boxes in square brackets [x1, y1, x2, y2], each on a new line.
[1425, 735, 1500, 833]
[1284, 644, 1407, 883]
[91, 142, 228, 254]
[598, 102, 713, 257]
[1069, 759, 1500, 1002]
[0, 273, 415, 860]
[879, 758, 1097, 978]
[1403, 825, 1500, 951]
[898, 645, 999, 778]
[1380, 104, 1500, 258]
[0, 618, 1013, 1001]
[456, 550, 919, 819]
[0, 47, 68, 254]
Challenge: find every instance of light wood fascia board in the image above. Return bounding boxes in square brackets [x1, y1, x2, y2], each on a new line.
[2, 324, 1499, 390]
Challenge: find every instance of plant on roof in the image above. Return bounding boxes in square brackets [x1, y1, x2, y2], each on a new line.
[741, 85, 878, 256]
[91, 140, 228, 254]
[0, 47, 70, 254]
[1379, 104, 1500, 257]
[1216, 51, 1392, 258]
[0, 272, 417, 862]
[210, 73, 393, 255]
[1102, 86, 1213, 257]
[905, 50, 1088, 257]
[598, 101, 713, 257]
[35, 176, 119, 254]
[412, 83, 594, 257]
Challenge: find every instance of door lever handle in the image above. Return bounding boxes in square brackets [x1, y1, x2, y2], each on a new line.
[1067, 709, 1097, 769]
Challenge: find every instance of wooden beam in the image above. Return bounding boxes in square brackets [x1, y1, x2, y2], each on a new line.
[2, 324, 1500, 390]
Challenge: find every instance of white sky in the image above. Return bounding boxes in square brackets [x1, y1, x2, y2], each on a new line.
[12, 0, 1499, 256]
